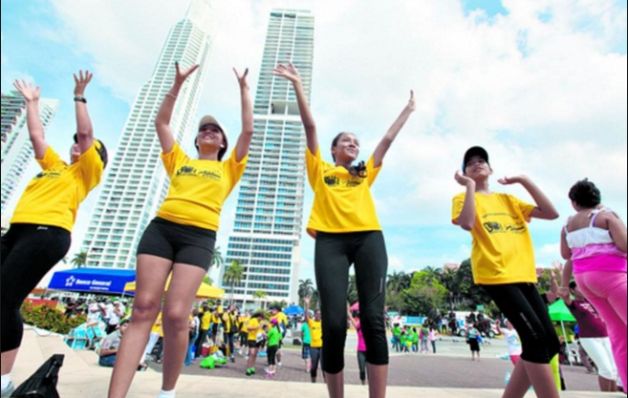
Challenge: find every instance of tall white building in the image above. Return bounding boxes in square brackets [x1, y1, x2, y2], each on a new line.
[81, 0, 212, 269]
[1, 92, 58, 225]
[222, 9, 315, 305]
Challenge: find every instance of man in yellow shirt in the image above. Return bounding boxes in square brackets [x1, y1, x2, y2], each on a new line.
[452, 146, 561, 398]
[2, 72, 106, 397]
[195, 306, 212, 357]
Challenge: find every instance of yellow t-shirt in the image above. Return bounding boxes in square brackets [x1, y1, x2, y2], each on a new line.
[451, 192, 537, 285]
[10, 142, 104, 232]
[246, 318, 260, 341]
[308, 318, 323, 348]
[222, 312, 234, 332]
[271, 311, 288, 328]
[200, 311, 212, 330]
[239, 315, 250, 333]
[157, 143, 247, 230]
[305, 148, 382, 235]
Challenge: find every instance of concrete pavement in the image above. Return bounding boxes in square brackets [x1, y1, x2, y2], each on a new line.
[10, 326, 624, 398]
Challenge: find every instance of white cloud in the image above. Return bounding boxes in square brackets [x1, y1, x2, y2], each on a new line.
[21, 0, 624, 276]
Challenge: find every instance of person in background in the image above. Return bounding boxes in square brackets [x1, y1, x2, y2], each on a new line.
[304, 297, 323, 384]
[301, 315, 312, 373]
[348, 302, 367, 385]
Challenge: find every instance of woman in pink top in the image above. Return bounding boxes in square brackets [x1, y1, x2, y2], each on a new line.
[560, 179, 627, 389]
[348, 302, 367, 385]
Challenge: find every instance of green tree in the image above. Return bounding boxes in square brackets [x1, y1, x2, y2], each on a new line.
[252, 290, 267, 309]
[223, 260, 244, 303]
[70, 250, 88, 269]
[211, 246, 224, 269]
[400, 270, 447, 316]
[298, 279, 314, 305]
[202, 275, 213, 286]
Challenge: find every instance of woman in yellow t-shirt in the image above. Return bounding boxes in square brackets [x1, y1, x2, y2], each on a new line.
[108, 63, 253, 398]
[452, 146, 561, 398]
[2, 72, 106, 395]
[274, 63, 415, 397]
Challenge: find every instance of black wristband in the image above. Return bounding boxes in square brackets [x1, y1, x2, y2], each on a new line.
[73, 96, 87, 103]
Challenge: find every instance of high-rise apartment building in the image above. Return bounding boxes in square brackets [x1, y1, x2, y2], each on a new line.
[81, 0, 212, 268]
[1, 92, 58, 219]
[222, 9, 315, 305]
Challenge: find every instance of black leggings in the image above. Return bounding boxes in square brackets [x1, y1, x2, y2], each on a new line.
[314, 231, 388, 374]
[482, 283, 560, 364]
[1, 224, 71, 352]
[267, 345, 278, 366]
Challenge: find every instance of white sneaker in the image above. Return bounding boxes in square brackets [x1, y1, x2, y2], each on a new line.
[277, 361, 282, 367]
[1, 381, 15, 398]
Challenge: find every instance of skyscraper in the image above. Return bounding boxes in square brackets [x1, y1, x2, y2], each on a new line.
[81, 0, 212, 269]
[222, 9, 315, 305]
[1, 92, 58, 221]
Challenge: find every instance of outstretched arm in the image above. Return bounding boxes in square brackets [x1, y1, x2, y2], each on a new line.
[73, 70, 94, 153]
[233, 68, 254, 162]
[273, 63, 318, 154]
[13, 80, 47, 159]
[372, 90, 416, 167]
[303, 297, 311, 321]
[453, 171, 477, 231]
[155, 62, 199, 153]
[498, 176, 559, 220]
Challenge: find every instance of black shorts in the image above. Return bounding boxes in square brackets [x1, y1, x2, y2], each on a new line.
[136, 217, 216, 270]
[248, 340, 260, 349]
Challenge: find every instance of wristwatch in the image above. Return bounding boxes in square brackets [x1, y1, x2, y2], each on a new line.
[73, 96, 87, 103]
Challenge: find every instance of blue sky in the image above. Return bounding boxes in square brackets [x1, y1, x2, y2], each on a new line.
[2, 0, 626, 286]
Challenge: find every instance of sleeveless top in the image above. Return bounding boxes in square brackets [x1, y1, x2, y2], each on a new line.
[564, 208, 626, 274]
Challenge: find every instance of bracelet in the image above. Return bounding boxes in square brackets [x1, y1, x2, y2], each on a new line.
[73, 96, 87, 103]
[165, 93, 177, 100]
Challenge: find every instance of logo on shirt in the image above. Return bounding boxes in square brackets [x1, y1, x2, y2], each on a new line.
[175, 166, 221, 181]
[323, 175, 364, 187]
[34, 170, 63, 180]
[483, 221, 526, 234]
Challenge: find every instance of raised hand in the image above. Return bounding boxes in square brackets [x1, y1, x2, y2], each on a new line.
[73, 70, 93, 96]
[174, 61, 200, 86]
[272, 62, 301, 84]
[454, 170, 475, 187]
[13, 80, 41, 102]
[233, 67, 249, 89]
[406, 90, 416, 112]
[498, 175, 526, 185]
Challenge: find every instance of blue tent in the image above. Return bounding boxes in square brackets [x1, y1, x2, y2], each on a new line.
[284, 304, 304, 316]
[48, 268, 136, 295]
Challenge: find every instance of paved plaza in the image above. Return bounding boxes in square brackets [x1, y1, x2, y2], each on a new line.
[10, 327, 625, 398]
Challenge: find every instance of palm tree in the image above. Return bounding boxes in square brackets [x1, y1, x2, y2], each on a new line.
[298, 278, 314, 305]
[211, 246, 224, 269]
[387, 271, 411, 294]
[252, 290, 267, 309]
[223, 260, 244, 304]
[202, 275, 213, 286]
[70, 250, 88, 269]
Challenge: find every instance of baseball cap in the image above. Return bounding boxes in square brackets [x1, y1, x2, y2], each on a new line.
[198, 115, 224, 132]
[462, 146, 489, 172]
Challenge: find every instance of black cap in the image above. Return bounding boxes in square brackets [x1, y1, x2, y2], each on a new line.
[462, 146, 489, 172]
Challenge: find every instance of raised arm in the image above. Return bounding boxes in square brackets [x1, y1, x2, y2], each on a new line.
[73, 70, 94, 153]
[372, 90, 416, 167]
[453, 171, 477, 231]
[273, 63, 318, 154]
[13, 80, 47, 159]
[233, 68, 254, 162]
[155, 62, 199, 153]
[303, 296, 311, 322]
[498, 175, 559, 220]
